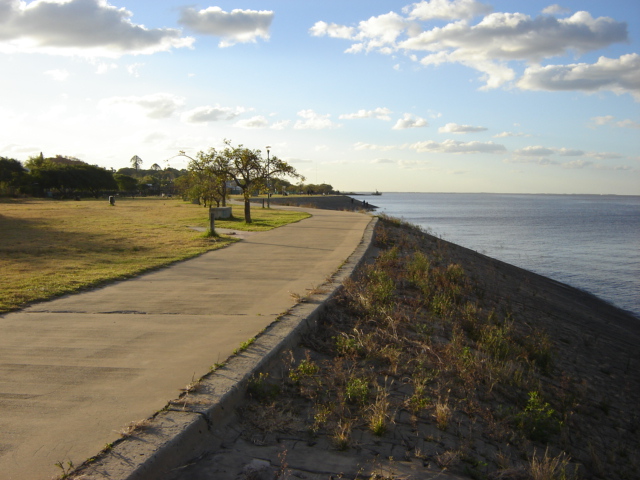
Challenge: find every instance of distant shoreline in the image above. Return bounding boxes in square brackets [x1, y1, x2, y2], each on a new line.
[250, 194, 378, 212]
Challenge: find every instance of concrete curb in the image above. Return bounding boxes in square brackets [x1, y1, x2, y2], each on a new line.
[72, 216, 379, 480]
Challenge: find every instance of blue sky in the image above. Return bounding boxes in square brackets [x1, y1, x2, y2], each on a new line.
[0, 0, 638, 194]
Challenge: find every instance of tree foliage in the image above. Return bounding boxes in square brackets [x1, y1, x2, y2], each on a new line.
[181, 141, 302, 223]
[0, 157, 28, 195]
[130, 155, 143, 171]
[222, 140, 303, 223]
[27, 157, 117, 198]
[113, 173, 138, 193]
[176, 148, 231, 208]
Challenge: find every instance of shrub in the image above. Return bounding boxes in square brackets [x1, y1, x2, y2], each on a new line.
[517, 391, 562, 442]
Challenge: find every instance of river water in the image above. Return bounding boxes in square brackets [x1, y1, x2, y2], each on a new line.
[361, 193, 640, 319]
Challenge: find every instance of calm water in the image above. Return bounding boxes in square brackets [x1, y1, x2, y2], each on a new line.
[361, 193, 640, 318]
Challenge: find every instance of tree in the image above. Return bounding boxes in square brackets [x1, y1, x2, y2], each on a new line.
[150, 163, 162, 172]
[0, 157, 27, 195]
[222, 140, 303, 223]
[27, 157, 116, 198]
[130, 155, 143, 171]
[180, 148, 230, 208]
[114, 173, 138, 193]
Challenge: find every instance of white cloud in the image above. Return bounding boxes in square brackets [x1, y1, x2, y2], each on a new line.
[556, 148, 585, 156]
[590, 115, 640, 129]
[505, 157, 558, 166]
[0, 0, 194, 58]
[339, 108, 392, 120]
[127, 63, 143, 77]
[518, 54, 640, 100]
[182, 105, 246, 124]
[179, 7, 273, 47]
[311, 11, 407, 54]
[372, 158, 396, 164]
[314, 6, 629, 92]
[410, 139, 506, 153]
[101, 93, 184, 119]
[44, 68, 69, 81]
[294, 110, 340, 130]
[514, 146, 556, 156]
[493, 131, 530, 138]
[404, 11, 628, 89]
[393, 113, 429, 129]
[234, 115, 269, 129]
[402, 11, 627, 63]
[514, 145, 625, 160]
[95, 61, 117, 74]
[309, 21, 355, 39]
[542, 4, 571, 15]
[586, 151, 623, 160]
[615, 119, 640, 129]
[404, 0, 493, 21]
[438, 122, 487, 133]
[353, 142, 396, 151]
[271, 120, 290, 130]
[562, 159, 593, 169]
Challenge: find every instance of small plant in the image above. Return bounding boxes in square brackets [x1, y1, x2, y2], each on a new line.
[517, 391, 562, 442]
[247, 372, 280, 403]
[334, 333, 360, 356]
[366, 267, 395, 310]
[312, 403, 332, 433]
[446, 263, 465, 283]
[528, 448, 577, 480]
[407, 250, 431, 284]
[367, 390, 391, 436]
[233, 336, 256, 355]
[435, 397, 452, 430]
[430, 292, 453, 317]
[345, 376, 369, 405]
[289, 357, 320, 384]
[333, 420, 352, 450]
[407, 377, 431, 414]
[54, 460, 75, 479]
[479, 322, 513, 361]
[120, 418, 150, 437]
[210, 361, 226, 371]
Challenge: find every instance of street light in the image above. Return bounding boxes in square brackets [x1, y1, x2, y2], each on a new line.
[266, 145, 271, 208]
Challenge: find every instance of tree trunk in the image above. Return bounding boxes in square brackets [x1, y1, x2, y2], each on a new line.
[244, 198, 252, 223]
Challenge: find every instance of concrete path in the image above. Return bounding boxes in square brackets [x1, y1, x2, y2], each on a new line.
[0, 207, 372, 480]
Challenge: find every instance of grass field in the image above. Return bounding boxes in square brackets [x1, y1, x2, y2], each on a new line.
[0, 197, 310, 313]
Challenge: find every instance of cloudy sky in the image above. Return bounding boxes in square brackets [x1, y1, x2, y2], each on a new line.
[1, 0, 639, 194]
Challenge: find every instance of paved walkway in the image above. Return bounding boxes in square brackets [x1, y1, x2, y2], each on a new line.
[0, 207, 372, 480]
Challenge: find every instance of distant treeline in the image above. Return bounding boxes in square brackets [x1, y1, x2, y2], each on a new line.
[0, 154, 336, 199]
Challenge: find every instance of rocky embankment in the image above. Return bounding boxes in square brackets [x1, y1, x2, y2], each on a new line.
[169, 210, 639, 480]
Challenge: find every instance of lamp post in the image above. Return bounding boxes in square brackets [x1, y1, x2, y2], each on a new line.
[266, 145, 271, 208]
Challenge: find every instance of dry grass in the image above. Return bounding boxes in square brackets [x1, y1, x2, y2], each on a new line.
[0, 197, 308, 313]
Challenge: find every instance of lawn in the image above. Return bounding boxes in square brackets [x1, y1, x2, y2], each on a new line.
[0, 197, 310, 313]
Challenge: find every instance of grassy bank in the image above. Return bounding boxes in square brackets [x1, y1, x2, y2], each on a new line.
[173, 215, 640, 480]
[0, 197, 309, 313]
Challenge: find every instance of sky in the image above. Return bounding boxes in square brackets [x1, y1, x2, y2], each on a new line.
[0, 0, 639, 194]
